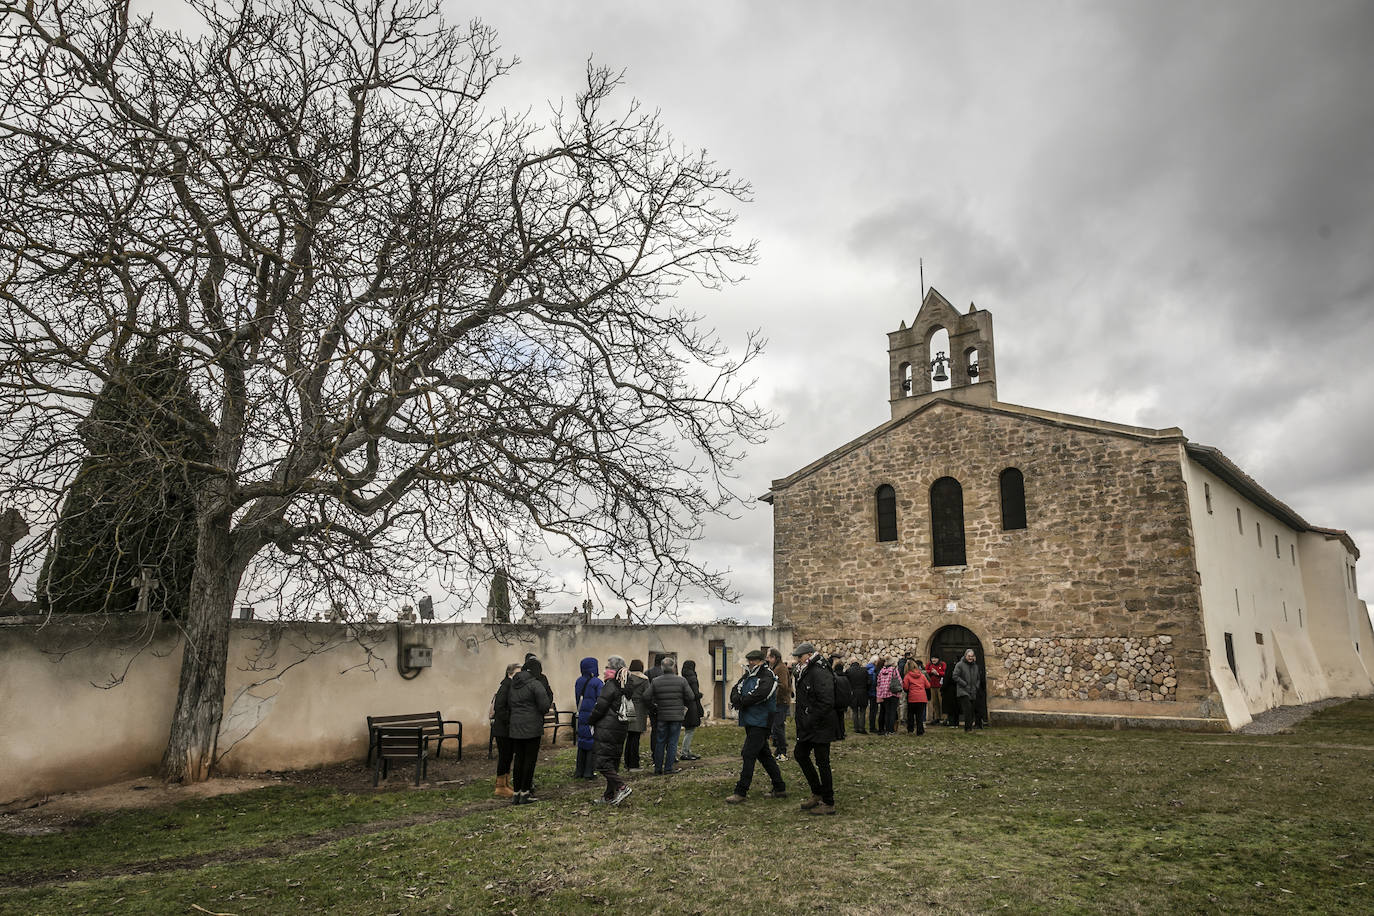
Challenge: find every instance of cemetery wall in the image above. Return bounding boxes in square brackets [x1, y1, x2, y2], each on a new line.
[0, 616, 789, 806]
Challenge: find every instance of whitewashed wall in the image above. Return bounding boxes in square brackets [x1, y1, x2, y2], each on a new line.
[0, 617, 791, 806]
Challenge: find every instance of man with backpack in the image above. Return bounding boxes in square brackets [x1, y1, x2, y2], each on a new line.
[725, 649, 786, 804]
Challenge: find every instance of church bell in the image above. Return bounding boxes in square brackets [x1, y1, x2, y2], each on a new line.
[930, 351, 950, 383]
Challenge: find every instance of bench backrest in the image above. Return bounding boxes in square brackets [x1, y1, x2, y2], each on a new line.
[368, 712, 443, 735]
[374, 725, 427, 758]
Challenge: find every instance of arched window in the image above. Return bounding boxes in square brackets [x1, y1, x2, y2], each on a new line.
[875, 485, 898, 542]
[930, 477, 965, 566]
[999, 467, 1027, 530]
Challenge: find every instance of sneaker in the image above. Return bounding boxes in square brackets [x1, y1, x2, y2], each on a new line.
[774, 753, 788, 762]
[610, 785, 634, 806]
[809, 802, 836, 816]
[725, 793, 747, 804]
[593, 795, 610, 804]
[763, 789, 788, 799]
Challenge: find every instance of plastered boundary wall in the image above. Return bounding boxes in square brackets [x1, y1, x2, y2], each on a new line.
[0, 616, 792, 806]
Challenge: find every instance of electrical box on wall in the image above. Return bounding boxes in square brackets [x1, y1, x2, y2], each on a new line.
[404, 645, 433, 668]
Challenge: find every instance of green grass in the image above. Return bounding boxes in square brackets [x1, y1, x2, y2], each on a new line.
[4, 702, 1374, 914]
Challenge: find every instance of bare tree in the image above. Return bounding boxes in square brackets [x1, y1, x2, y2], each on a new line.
[0, 0, 767, 782]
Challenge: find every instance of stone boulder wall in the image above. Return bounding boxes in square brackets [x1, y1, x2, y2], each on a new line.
[993, 635, 1178, 702]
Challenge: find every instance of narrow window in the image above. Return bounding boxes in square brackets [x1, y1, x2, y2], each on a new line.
[1204, 482, 1213, 514]
[1254, 632, 1264, 645]
[1274, 535, 1280, 558]
[1236, 508, 1243, 534]
[1234, 588, 1240, 615]
[1224, 632, 1237, 679]
[1298, 608, 1304, 628]
[999, 467, 1027, 530]
[875, 484, 898, 543]
[1282, 601, 1288, 622]
[1256, 522, 1262, 548]
[930, 476, 966, 567]
[1290, 544, 1295, 566]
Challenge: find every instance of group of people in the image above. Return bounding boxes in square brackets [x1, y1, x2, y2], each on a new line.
[488, 652, 705, 806]
[840, 648, 986, 736]
[486, 644, 986, 812]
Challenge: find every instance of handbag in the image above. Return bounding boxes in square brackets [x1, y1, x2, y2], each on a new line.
[617, 692, 635, 723]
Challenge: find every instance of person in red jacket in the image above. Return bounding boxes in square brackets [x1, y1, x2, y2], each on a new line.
[901, 660, 931, 735]
[926, 656, 946, 726]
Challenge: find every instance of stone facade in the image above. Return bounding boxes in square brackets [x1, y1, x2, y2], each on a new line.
[768, 399, 1213, 713]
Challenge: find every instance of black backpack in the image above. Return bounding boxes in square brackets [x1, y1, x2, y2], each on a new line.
[831, 669, 852, 708]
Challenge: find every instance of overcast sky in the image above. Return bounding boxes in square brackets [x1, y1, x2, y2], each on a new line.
[441, 0, 1374, 624]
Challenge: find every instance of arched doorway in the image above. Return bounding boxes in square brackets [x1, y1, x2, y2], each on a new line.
[930, 624, 988, 726]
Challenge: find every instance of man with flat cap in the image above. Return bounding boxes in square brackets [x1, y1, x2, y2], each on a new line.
[791, 642, 837, 815]
[725, 649, 786, 803]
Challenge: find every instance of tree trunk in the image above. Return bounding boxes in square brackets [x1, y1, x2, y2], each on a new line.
[160, 509, 241, 782]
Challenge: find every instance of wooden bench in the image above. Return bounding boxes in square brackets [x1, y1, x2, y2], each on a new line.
[372, 726, 428, 786]
[366, 711, 462, 766]
[487, 704, 577, 758]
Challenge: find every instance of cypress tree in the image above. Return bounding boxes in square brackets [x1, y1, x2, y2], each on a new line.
[486, 567, 511, 623]
[38, 341, 207, 617]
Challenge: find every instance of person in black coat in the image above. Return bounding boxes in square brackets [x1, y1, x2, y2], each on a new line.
[504, 657, 552, 805]
[678, 660, 706, 760]
[844, 659, 870, 735]
[490, 662, 521, 798]
[588, 655, 633, 805]
[791, 643, 837, 815]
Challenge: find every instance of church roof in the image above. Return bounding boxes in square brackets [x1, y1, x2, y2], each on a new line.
[761, 396, 1359, 559]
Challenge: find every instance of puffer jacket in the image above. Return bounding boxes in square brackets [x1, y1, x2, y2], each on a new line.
[953, 658, 982, 700]
[876, 665, 902, 701]
[624, 671, 650, 732]
[793, 657, 836, 743]
[506, 666, 552, 740]
[844, 662, 869, 709]
[643, 672, 693, 722]
[902, 667, 930, 703]
[588, 675, 629, 769]
[730, 663, 778, 728]
[575, 657, 602, 751]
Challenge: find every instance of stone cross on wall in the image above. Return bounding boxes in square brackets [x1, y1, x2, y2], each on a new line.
[520, 588, 540, 622]
[130, 565, 160, 615]
[0, 507, 29, 608]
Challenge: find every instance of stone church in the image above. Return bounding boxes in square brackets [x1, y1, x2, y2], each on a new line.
[764, 289, 1372, 729]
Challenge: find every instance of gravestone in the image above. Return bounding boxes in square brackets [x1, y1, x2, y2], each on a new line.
[130, 565, 160, 615]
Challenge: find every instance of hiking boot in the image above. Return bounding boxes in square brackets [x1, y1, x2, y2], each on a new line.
[725, 793, 747, 804]
[493, 774, 514, 799]
[799, 794, 823, 811]
[764, 789, 788, 799]
[610, 785, 634, 806]
[809, 802, 836, 816]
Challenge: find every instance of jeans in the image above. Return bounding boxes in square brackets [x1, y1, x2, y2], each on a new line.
[770, 702, 790, 755]
[794, 738, 833, 805]
[905, 701, 927, 735]
[960, 695, 975, 731]
[880, 697, 899, 734]
[510, 735, 541, 793]
[735, 724, 785, 796]
[867, 696, 880, 731]
[679, 727, 696, 757]
[851, 703, 867, 733]
[652, 720, 682, 772]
